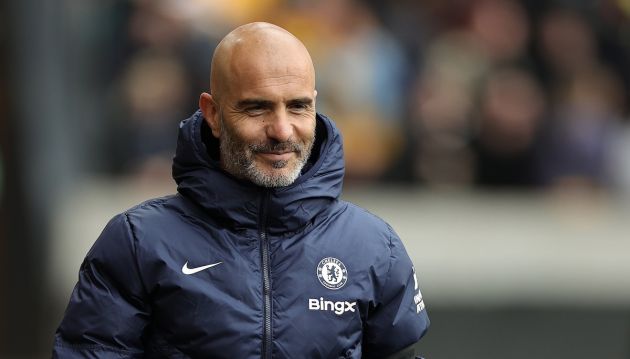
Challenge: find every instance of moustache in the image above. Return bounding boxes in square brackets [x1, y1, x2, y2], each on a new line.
[249, 141, 303, 154]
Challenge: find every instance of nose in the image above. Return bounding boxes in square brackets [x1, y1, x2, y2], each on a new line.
[265, 110, 293, 142]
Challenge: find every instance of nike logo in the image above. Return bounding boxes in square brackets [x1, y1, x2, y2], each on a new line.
[182, 261, 223, 275]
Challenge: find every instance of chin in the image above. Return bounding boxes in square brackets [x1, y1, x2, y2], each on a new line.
[248, 164, 302, 188]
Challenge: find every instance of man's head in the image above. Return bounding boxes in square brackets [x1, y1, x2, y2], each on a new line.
[199, 22, 317, 187]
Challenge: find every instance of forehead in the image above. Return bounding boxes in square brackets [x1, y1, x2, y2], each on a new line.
[223, 40, 315, 99]
[232, 73, 313, 100]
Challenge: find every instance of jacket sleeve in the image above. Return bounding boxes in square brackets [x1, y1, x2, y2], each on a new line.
[52, 213, 150, 358]
[362, 231, 429, 359]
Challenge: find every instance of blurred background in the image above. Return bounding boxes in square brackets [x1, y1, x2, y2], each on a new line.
[1, 0, 630, 357]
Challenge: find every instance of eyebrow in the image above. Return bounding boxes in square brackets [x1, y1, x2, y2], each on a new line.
[235, 99, 275, 109]
[235, 97, 314, 110]
[287, 97, 314, 107]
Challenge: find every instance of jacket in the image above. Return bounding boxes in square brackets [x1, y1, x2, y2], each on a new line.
[52, 111, 429, 358]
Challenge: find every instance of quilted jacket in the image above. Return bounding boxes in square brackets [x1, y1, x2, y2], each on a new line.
[52, 111, 429, 358]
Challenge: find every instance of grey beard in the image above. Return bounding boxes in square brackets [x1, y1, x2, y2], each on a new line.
[219, 118, 314, 188]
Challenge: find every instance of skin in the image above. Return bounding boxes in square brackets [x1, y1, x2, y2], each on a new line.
[199, 22, 318, 187]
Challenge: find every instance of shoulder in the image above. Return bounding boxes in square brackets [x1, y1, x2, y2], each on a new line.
[338, 200, 398, 241]
[120, 194, 201, 229]
[86, 194, 204, 276]
[93, 194, 196, 251]
[123, 194, 183, 218]
[89, 195, 178, 244]
[327, 200, 404, 260]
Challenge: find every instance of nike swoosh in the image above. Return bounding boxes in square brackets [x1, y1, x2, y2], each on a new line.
[182, 261, 223, 275]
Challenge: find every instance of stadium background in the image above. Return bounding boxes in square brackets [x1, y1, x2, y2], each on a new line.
[1, 0, 629, 357]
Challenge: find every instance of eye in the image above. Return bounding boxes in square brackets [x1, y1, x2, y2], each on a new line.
[244, 106, 266, 116]
[288, 102, 311, 113]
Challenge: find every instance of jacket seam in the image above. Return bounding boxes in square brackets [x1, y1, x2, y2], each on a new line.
[123, 212, 151, 299]
[132, 196, 170, 211]
[342, 202, 395, 304]
[377, 231, 396, 305]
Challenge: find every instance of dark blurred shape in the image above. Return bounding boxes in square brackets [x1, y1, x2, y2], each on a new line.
[411, 32, 483, 187]
[1, 1, 50, 357]
[540, 67, 624, 188]
[473, 66, 546, 187]
[101, 0, 217, 180]
[420, 307, 630, 358]
[469, 0, 530, 63]
[119, 51, 190, 181]
[0, 0, 9, 349]
[533, 6, 626, 189]
[538, 8, 599, 81]
[410, 0, 533, 187]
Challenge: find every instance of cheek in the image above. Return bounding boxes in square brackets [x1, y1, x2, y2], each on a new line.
[228, 121, 265, 145]
[295, 117, 316, 143]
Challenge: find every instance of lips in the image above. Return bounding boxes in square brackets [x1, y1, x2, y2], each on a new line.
[257, 151, 295, 162]
[251, 142, 301, 163]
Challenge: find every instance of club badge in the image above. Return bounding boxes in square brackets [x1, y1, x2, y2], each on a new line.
[316, 257, 348, 290]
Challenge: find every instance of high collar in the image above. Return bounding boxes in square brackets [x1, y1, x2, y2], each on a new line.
[172, 110, 345, 234]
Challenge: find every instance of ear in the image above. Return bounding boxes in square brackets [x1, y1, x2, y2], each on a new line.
[199, 92, 221, 138]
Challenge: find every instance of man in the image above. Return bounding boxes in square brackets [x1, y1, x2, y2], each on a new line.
[53, 22, 429, 359]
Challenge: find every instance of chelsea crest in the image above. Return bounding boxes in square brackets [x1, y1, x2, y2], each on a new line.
[316, 257, 348, 290]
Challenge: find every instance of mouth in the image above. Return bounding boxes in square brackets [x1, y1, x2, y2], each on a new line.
[256, 151, 295, 162]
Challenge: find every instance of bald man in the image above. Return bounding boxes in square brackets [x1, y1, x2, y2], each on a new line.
[200, 23, 318, 188]
[53, 23, 429, 359]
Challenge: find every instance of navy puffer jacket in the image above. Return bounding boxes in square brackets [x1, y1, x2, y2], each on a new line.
[52, 111, 429, 358]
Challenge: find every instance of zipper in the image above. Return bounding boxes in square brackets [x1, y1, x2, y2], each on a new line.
[259, 191, 272, 359]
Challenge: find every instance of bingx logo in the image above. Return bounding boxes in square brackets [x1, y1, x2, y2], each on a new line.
[308, 297, 356, 315]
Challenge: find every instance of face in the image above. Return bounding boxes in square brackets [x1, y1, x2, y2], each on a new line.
[202, 61, 317, 187]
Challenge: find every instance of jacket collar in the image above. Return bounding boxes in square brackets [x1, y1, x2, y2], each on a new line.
[172, 110, 344, 234]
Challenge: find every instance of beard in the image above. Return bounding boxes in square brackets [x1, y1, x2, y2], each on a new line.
[218, 114, 315, 188]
